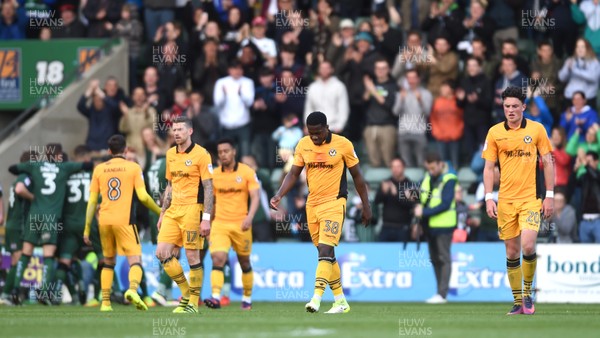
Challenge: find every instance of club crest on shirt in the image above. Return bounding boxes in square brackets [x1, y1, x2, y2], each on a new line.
[185, 159, 192, 166]
[236, 176, 242, 183]
[524, 136, 532, 144]
[329, 149, 336, 157]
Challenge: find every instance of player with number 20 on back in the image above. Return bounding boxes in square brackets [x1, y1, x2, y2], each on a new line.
[83, 135, 161, 312]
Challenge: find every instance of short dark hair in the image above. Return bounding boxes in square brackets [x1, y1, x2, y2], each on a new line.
[306, 111, 327, 126]
[502, 86, 526, 103]
[74, 145, 90, 158]
[108, 135, 126, 154]
[407, 29, 421, 39]
[472, 37, 485, 45]
[586, 150, 599, 161]
[391, 156, 405, 166]
[280, 43, 297, 54]
[20, 150, 31, 163]
[217, 138, 236, 149]
[373, 10, 390, 24]
[45, 143, 62, 158]
[425, 152, 442, 163]
[171, 116, 193, 128]
[537, 40, 553, 49]
[502, 38, 518, 47]
[405, 68, 420, 77]
[228, 59, 242, 69]
[259, 67, 273, 77]
[441, 79, 455, 89]
[501, 54, 517, 64]
[204, 37, 219, 46]
[573, 90, 586, 100]
[466, 56, 482, 66]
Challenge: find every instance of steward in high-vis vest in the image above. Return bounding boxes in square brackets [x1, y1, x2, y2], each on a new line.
[414, 152, 457, 304]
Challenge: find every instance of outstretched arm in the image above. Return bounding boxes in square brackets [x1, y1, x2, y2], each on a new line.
[270, 165, 303, 210]
[136, 187, 161, 215]
[348, 164, 372, 226]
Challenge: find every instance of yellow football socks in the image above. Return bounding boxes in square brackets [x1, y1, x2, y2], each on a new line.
[314, 257, 334, 299]
[128, 263, 143, 291]
[188, 263, 203, 306]
[329, 259, 344, 299]
[522, 253, 537, 297]
[242, 268, 253, 298]
[506, 258, 522, 305]
[211, 266, 224, 299]
[101, 264, 115, 307]
[163, 256, 190, 298]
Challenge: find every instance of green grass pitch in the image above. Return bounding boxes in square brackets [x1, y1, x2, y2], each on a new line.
[1, 302, 599, 338]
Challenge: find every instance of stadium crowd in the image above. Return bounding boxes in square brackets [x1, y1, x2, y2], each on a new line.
[2, 0, 600, 256]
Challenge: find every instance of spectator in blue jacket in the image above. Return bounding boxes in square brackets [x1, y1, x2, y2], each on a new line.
[0, 1, 27, 40]
[524, 92, 553, 136]
[560, 91, 599, 143]
[77, 79, 120, 153]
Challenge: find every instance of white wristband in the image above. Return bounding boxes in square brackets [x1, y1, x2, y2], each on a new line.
[546, 191, 554, 198]
[202, 213, 211, 221]
[484, 193, 494, 201]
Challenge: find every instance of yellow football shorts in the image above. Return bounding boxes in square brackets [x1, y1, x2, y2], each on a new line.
[306, 197, 346, 247]
[497, 199, 542, 240]
[209, 219, 252, 256]
[99, 223, 141, 257]
[158, 203, 205, 250]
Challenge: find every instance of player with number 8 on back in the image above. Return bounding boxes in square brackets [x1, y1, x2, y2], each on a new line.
[83, 135, 161, 312]
[8, 143, 94, 305]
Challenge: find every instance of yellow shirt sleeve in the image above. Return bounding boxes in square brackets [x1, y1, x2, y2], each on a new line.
[292, 139, 305, 167]
[343, 139, 359, 168]
[536, 124, 553, 155]
[199, 149, 214, 180]
[481, 130, 498, 162]
[246, 167, 261, 191]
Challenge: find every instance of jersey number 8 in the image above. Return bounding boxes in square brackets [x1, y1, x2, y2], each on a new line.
[108, 177, 122, 201]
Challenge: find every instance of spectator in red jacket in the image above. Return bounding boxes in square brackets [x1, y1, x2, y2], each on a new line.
[430, 81, 464, 169]
[551, 126, 572, 191]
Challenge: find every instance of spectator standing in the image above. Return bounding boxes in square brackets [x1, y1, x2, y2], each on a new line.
[558, 38, 600, 110]
[456, 56, 492, 158]
[399, 0, 432, 32]
[187, 91, 220, 148]
[374, 157, 417, 242]
[83, 0, 124, 38]
[571, 0, 600, 57]
[0, 0, 26, 40]
[143, 0, 176, 42]
[272, 113, 304, 166]
[421, 0, 465, 48]
[457, 0, 495, 56]
[575, 151, 600, 243]
[191, 38, 228, 106]
[426, 36, 459, 99]
[113, 3, 144, 91]
[551, 190, 578, 243]
[251, 69, 278, 169]
[430, 81, 463, 169]
[118, 88, 156, 166]
[550, 127, 572, 191]
[395, 69, 433, 168]
[414, 152, 457, 304]
[77, 80, 119, 154]
[213, 61, 255, 157]
[493, 55, 526, 123]
[546, 0, 579, 59]
[274, 69, 306, 125]
[362, 58, 398, 168]
[53, 4, 86, 38]
[560, 91, 599, 142]
[304, 61, 349, 134]
[530, 41, 562, 117]
[371, 10, 404, 67]
[524, 89, 553, 137]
